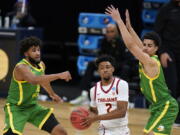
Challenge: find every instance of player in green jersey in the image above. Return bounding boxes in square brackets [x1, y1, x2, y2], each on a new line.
[105, 5, 179, 135]
[3, 36, 72, 135]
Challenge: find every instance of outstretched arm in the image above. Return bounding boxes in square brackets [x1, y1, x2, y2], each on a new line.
[14, 63, 72, 102]
[105, 5, 151, 65]
[15, 64, 72, 85]
[125, 9, 144, 49]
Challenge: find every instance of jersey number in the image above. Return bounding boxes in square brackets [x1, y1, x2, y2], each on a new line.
[106, 103, 112, 113]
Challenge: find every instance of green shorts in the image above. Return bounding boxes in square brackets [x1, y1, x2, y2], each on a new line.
[144, 98, 179, 135]
[3, 103, 53, 135]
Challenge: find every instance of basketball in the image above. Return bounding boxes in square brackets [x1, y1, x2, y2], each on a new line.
[70, 107, 90, 130]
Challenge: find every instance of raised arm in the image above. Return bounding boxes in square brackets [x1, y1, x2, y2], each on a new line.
[105, 5, 151, 65]
[125, 9, 144, 49]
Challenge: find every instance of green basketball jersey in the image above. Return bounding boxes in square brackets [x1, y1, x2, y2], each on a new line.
[139, 55, 171, 104]
[7, 59, 44, 106]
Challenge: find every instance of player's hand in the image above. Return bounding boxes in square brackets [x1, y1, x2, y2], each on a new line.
[105, 5, 122, 23]
[125, 9, 132, 30]
[50, 93, 63, 103]
[160, 52, 172, 68]
[80, 114, 96, 128]
[58, 71, 72, 82]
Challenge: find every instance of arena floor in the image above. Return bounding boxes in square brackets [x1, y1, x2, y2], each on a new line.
[0, 99, 179, 135]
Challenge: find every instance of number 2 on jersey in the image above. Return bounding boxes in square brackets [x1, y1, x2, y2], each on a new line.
[106, 103, 112, 113]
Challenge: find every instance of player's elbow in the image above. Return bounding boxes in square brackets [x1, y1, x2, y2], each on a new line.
[117, 109, 127, 118]
[25, 76, 40, 85]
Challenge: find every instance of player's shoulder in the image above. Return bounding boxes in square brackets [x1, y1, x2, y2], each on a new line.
[15, 62, 29, 70]
[115, 77, 128, 85]
[39, 61, 45, 69]
[90, 81, 100, 92]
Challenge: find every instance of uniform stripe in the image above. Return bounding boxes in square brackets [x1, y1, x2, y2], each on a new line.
[2, 129, 8, 134]
[116, 79, 120, 95]
[149, 80, 157, 102]
[144, 101, 170, 133]
[100, 78, 115, 93]
[139, 56, 160, 81]
[13, 63, 27, 83]
[17, 82, 23, 105]
[23, 59, 43, 72]
[38, 108, 54, 129]
[7, 104, 22, 135]
[154, 132, 168, 135]
[94, 84, 97, 101]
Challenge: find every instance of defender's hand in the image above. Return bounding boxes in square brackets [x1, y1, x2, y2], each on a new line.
[50, 93, 63, 103]
[160, 53, 172, 68]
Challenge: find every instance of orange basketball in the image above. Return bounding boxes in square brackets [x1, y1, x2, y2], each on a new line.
[70, 107, 90, 130]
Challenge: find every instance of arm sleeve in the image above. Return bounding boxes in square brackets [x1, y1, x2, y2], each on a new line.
[117, 80, 129, 101]
[90, 87, 97, 107]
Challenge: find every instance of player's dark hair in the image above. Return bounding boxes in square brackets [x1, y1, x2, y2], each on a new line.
[142, 31, 161, 47]
[95, 55, 116, 68]
[20, 36, 42, 57]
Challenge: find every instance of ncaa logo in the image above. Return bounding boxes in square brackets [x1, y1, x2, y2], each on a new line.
[112, 87, 116, 91]
[157, 125, 164, 131]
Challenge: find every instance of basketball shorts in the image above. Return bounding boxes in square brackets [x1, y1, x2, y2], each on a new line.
[144, 98, 179, 135]
[3, 103, 53, 135]
[98, 125, 130, 135]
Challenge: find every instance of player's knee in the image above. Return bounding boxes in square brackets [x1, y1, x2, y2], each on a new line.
[51, 124, 67, 135]
[3, 128, 19, 135]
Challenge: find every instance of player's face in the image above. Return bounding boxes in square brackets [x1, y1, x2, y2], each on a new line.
[106, 27, 117, 41]
[25, 46, 41, 64]
[98, 61, 114, 81]
[142, 39, 158, 56]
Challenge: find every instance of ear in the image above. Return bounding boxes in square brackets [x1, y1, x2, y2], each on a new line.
[155, 46, 158, 52]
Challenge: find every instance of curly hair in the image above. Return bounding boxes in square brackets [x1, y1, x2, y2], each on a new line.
[142, 31, 161, 48]
[19, 36, 42, 57]
[95, 55, 116, 69]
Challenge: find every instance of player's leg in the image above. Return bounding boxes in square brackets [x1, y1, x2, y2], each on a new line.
[144, 100, 178, 135]
[143, 131, 154, 135]
[41, 113, 67, 135]
[50, 124, 67, 135]
[111, 126, 130, 135]
[3, 103, 27, 135]
[28, 104, 67, 135]
[3, 128, 19, 135]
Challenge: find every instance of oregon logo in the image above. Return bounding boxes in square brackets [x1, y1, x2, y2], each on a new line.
[0, 49, 9, 80]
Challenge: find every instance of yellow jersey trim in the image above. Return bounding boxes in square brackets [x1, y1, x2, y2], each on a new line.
[140, 58, 160, 81]
[7, 104, 22, 135]
[144, 101, 170, 133]
[143, 130, 168, 135]
[38, 108, 54, 129]
[149, 80, 157, 102]
[154, 132, 168, 135]
[2, 129, 8, 134]
[23, 59, 43, 72]
[13, 62, 27, 83]
[17, 82, 23, 105]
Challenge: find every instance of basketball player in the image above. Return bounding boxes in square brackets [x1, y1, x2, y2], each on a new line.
[3, 36, 72, 135]
[105, 5, 179, 135]
[82, 55, 130, 135]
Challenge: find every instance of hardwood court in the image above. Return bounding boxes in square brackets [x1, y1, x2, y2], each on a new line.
[0, 99, 179, 135]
